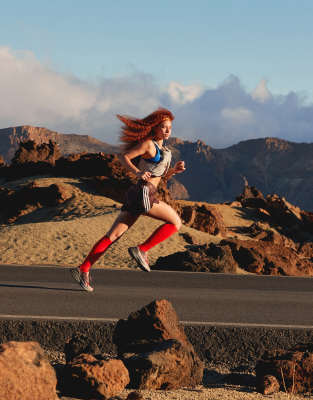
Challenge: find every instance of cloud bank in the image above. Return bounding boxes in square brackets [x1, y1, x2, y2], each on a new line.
[1, 46, 313, 148]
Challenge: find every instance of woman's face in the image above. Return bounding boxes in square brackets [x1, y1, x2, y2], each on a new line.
[153, 120, 172, 140]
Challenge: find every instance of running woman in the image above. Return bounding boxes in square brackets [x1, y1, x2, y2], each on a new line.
[70, 108, 186, 292]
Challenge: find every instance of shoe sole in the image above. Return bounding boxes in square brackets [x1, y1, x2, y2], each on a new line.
[128, 247, 151, 272]
[80, 282, 94, 292]
[70, 268, 94, 292]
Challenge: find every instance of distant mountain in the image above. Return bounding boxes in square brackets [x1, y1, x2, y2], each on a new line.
[1, 125, 313, 210]
[0, 125, 119, 162]
[167, 137, 313, 210]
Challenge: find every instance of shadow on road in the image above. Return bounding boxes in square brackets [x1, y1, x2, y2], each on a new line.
[0, 283, 82, 292]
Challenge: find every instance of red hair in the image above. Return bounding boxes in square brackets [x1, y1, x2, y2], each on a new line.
[117, 108, 174, 151]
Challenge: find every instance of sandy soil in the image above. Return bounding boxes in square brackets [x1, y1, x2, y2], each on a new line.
[0, 176, 256, 270]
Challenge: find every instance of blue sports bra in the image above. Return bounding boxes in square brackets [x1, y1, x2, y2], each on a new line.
[145, 141, 162, 163]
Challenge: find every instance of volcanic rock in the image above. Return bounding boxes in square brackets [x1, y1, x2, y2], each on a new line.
[178, 203, 226, 235]
[113, 299, 204, 390]
[256, 349, 313, 394]
[11, 139, 61, 165]
[64, 333, 100, 363]
[0, 125, 118, 162]
[0, 341, 58, 400]
[154, 242, 237, 273]
[66, 354, 129, 400]
[0, 181, 72, 223]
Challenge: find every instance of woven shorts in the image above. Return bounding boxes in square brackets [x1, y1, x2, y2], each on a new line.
[121, 180, 159, 215]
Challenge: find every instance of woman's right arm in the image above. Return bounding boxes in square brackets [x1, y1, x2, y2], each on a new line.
[119, 140, 152, 180]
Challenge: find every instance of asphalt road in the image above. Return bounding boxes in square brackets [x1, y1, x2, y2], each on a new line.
[0, 265, 312, 328]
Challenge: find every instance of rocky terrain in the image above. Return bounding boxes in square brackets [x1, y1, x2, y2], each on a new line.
[1, 140, 312, 399]
[1, 299, 312, 399]
[1, 125, 313, 209]
[0, 125, 119, 162]
[1, 139, 313, 277]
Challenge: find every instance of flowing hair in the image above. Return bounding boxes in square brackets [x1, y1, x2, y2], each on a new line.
[117, 108, 174, 152]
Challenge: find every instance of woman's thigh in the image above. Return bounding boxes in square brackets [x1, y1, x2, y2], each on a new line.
[106, 211, 139, 241]
[146, 201, 181, 228]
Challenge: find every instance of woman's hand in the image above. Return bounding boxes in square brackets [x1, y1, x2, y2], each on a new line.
[137, 171, 152, 181]
[173, 161, 186, 174]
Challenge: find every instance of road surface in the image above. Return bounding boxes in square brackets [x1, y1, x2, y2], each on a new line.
[0, 265, 312, 328]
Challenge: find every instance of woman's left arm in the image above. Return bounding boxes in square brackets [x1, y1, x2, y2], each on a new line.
[164, 161, 186, 181]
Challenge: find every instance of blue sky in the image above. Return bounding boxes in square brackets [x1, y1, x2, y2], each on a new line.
[1, 0, 313, 146]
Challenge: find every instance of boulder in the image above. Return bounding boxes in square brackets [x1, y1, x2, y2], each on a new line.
[64, 332, 100, 363]
[113, 299, 204, 390]
[0, 341, 58, 400]
[0, 181, 72, 223]
[256, 349, 313, 394]
[11, 139, 61, 166]
[154, 242, 237, 273]
[178, 203, 226, 235]
[65, 354, 129, 400]
[237, 185, 267, 209]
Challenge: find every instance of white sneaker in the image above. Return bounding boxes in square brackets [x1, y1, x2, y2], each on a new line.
[70, 268, 94, 292]
[128, 246, 151, 272]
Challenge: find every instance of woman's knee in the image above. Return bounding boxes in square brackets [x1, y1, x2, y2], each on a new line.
[106, 230, 123, 242]
[173, 216, 182, 231]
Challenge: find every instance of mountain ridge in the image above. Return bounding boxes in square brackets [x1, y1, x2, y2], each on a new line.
[0, 125, 119, 162]
[1, 125, 313, 209]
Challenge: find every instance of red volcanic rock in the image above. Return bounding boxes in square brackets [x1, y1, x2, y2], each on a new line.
[64, 333, 100, 364]
[11, 139, 61, 165]
[0, 181, 72, 223]
[222, 238, 313, 276]
[5, 140, 61, 179]
[0, 125, 118, 162]
[178, 203, 226, 235]
[0, 341, 58, 400]
[113, 299, 204, 390]
[256, 349, 313, 394]
[237, 185, 267, 209]
[66, 354, 129, 400]
[154, 242, 237, 273]
[155, 230, 313, 276]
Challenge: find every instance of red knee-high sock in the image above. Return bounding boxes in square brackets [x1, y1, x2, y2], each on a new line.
[139, 223, 178, 252]
[80, 236, 112, 272]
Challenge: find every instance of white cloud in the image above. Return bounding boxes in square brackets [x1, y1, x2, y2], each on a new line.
[166, 81, 205, 104]
[1, 47, 313, 149]
[221, 107, 254, 125]
[251, 79, 272, 103]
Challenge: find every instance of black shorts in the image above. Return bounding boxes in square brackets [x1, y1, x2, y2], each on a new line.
[121, 180, 159, 215]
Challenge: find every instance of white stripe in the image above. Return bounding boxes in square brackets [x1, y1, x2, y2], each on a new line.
[143, 186, 150, 212]
[0, 314, 312, 329]
[144, 186, 150, 211]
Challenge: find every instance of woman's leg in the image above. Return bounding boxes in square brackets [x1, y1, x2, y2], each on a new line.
[140, 201, 181, 250]
[80, 211, 139, 272]
[128, 201, 181, 271]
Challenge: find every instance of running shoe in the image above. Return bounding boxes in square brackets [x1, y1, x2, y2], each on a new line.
[70, 267, 94, 292]
[128, 246, 151, 272]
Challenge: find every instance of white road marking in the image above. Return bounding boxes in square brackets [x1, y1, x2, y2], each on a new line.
[0, 314, 312, 329]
